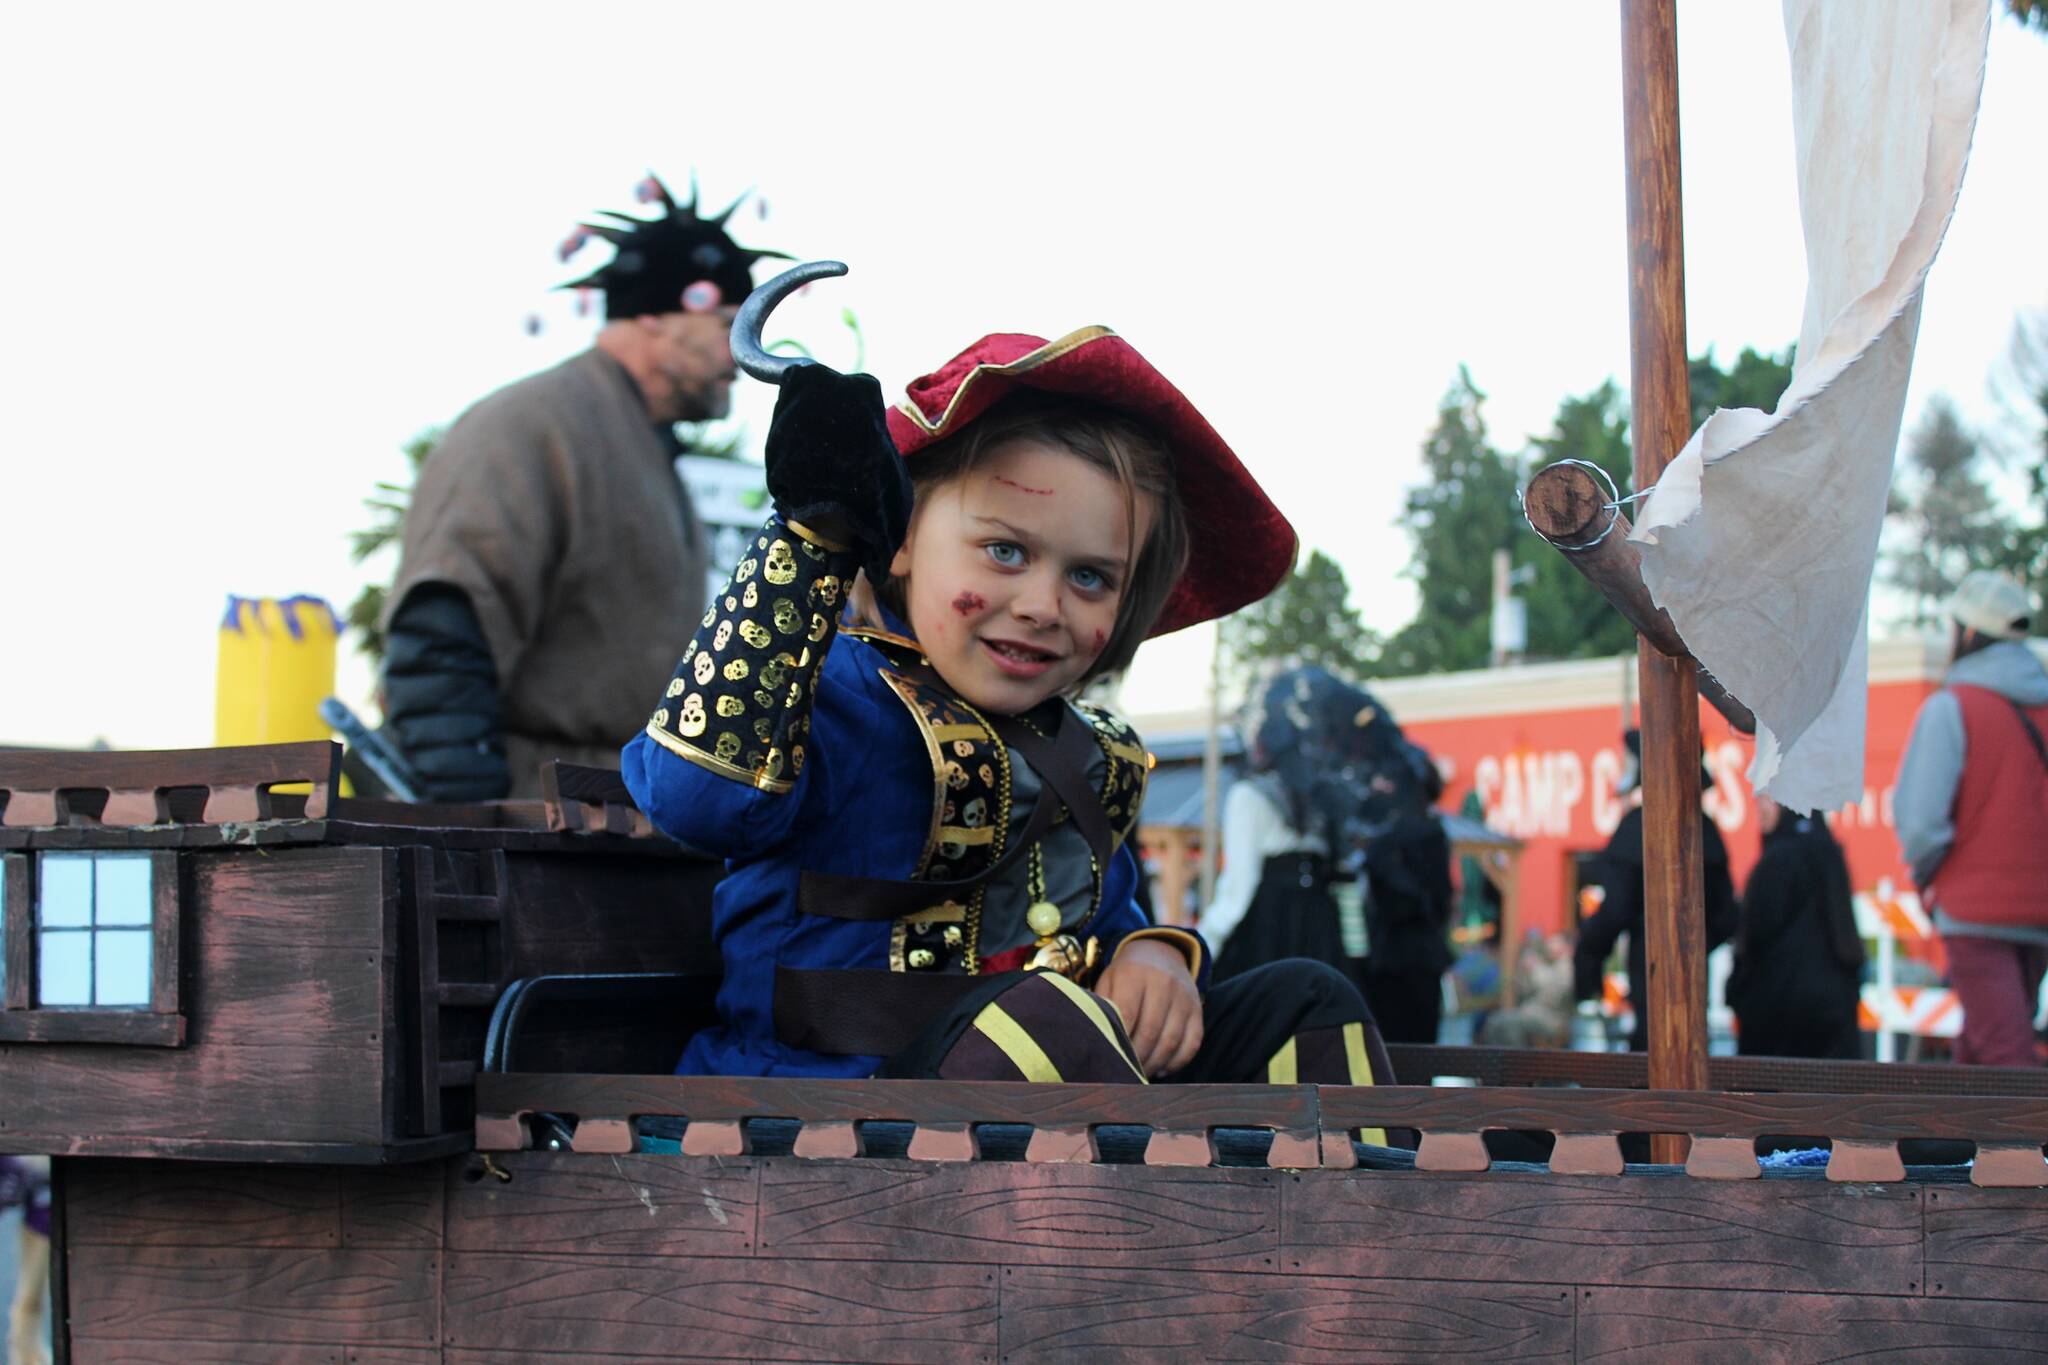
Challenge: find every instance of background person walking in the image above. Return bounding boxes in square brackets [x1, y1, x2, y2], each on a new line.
[1896, 570, 2048, 1068]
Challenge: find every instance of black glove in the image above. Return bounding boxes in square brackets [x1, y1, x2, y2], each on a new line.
[764, 363, 913, 582]
[382, 585, 511, 801]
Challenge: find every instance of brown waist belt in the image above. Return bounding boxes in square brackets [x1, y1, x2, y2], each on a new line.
[773, 966, 990, 1057]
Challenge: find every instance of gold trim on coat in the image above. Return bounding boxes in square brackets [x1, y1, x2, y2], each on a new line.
[1110, 926, 1206, 983]
[644, 719, 795, 794]
[878, 669, 946, 879]
[842, 624, 924, 654]
[893, 326, 1118, 439]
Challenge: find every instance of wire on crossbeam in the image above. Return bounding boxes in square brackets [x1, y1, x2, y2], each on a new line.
[1519, 458, 1659, 552]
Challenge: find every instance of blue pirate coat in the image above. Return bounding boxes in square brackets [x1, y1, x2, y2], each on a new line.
[622, 516, 1207, 1078]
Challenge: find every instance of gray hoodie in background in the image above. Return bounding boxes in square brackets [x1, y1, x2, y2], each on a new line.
[1894, 639, 2048, 939]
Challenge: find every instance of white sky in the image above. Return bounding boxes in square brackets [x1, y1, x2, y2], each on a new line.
[3, 2, 2043, 748]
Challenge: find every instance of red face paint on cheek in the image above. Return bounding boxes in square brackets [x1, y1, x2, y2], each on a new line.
[1088, 628, 1108, 656]
[952, 591, 986, 616]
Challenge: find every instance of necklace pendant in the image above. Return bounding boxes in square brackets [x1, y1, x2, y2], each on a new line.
[1025, 900, 1063, 938]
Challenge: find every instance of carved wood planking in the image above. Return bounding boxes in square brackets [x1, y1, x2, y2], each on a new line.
[187, 936, 384, 1050]
[1684, 1136, 1759, 1180]
[63, 1160, 341, 1249]
[540, 760, 643, 835]
[0, 741, 339, 795]
[1, 1132, 468, 1166]
[479, 1073, 1317, 1135]
[66, 1244, 440, 1348]
[0, 1011, 184, 1046]
[1826, 1138, 1907, 1183]
[441, 1355, 777, 1365]
[1575, 1285, 2048, 1360]
[758, 1157, 1281, 1272]
[498, 854, 721, 976]
[482, 1076, 2048, 1156]
[0, 790, 60, 829]
[443, 1252, 998, 1362]
[0, 742, 339, 825]
[100, 787, 171, 827]
[1316, 1085, 2048, 1143]
[793, 1118, 863, 1159]
[445, 1152, 757, 1257]
[16, 821, 333, 853]
[1, 856, 26, 1009]
[999, 1265, 1574, 1362]
[1971, 1144, 2048, 1187]
[340, 1163, 446, 1249]
[188, 846, 392, 950]
[404, 848, 445, 1137]
[3, 1042, 387, 1145]
[64, 1342, 441, 1364]
[1924, 1184, 2048, 1301]
[677, 1118, 743, 1157]
[1390, 1043, 2048, 1098]
[1282, 1169, 1923, 1296]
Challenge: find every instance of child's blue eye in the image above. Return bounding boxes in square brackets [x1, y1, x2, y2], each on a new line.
[1070, 566, 1107, 592]
[987, 542, 1025, 567]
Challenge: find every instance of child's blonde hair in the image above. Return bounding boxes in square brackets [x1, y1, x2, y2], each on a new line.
[872, 391, 1190, 686]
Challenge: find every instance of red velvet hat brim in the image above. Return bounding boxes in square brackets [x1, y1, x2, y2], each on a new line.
[885, 326, 1296, 637]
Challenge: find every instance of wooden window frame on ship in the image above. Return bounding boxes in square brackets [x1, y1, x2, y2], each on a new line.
[0, 849, 185, 1046]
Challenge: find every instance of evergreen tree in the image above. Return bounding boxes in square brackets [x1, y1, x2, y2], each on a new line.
[1220, 549, 1379, 688]
[1379, 369, 1524, 676]
[1884, 396, 2015, 624]
[1688, 344, 1795, 429]
[345, 429, 440, 661]
[1522, 379, 1640, 660]
[1377, 348, 1794, 674]
[1988, 309, 2048, 591]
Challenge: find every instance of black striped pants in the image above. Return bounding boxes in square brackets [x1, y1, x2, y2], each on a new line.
[881, 957, 1395, 1092]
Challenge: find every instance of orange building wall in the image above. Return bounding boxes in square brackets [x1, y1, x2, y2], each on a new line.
[1405, 676, 1941, 940]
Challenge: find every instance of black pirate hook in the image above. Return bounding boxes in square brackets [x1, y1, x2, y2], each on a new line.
[729, 259, 849, 384]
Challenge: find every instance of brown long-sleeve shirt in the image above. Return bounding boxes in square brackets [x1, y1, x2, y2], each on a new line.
[383, 348, 706, 795]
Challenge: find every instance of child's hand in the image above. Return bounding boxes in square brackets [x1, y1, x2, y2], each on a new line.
[764, 364, 913, 583]
[1093, 939, 1203, 1079]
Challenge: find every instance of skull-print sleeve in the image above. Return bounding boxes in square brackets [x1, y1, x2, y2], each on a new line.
[638, 516, 858, 796]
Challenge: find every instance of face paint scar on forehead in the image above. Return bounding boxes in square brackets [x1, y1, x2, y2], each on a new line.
[952, 591, 987, 615]
[994, 475, 1054, 496]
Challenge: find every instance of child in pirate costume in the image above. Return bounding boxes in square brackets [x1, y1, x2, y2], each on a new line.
[623, 329, 1395, 1089]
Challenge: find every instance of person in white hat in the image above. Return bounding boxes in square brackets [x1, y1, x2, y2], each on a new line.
[1895, 570, 2048, 1067]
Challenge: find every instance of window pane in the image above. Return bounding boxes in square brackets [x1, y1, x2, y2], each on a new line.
[93, 855, 153, 926]
[94, 929, 152, 1007]
[38, 854, 92, 928]
[38, 930, 91, 1005]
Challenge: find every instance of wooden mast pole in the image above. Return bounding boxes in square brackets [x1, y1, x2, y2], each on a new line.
[1620, 0, 1708, 1156]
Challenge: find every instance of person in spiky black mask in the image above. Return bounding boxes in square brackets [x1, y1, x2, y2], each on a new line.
[561, 173, 789, 326]
[552, 173, 793, 421]
[378, 173, 790, 801]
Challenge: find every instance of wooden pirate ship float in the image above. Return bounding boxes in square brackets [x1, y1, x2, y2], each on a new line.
[8, 4, 2039, 1360]
[7, 735, 2048, 1362]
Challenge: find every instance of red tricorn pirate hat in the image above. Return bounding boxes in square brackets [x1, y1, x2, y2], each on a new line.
[885, 326, 1297, 637]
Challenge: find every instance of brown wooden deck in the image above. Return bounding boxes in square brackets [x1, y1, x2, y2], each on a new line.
[12, 743, 2048, 1361]
[51, 1131, 2048, 1363]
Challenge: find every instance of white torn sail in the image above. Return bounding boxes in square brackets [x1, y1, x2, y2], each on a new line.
[1630, 0, 1991, 813]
